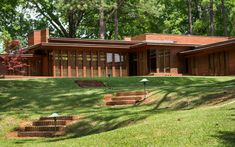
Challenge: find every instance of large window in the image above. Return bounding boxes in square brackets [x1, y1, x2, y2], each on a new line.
[85, 52, 91, 77]
[147, 49, 157, 73]
[62, 51, 68, 77]
[114, 53, 120, 76]
[70, 50, 76, 77]
[100, 52, 106, 77]
[158, 49, 170, 73]
[92, 52, 98, 77]
[106, 53, 113, 76]
[55, 50, 61, 76]
[77, 51, 83, 77]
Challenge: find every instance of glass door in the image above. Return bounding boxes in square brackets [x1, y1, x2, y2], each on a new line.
[147, 49, 157, 73]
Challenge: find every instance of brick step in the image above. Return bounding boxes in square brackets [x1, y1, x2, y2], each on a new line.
[40, 116, 75, 121]
[116, 91, 146, 96]
[148, 73, 182, 76]
[18, 131, 65, 137]
[110, 96, 144, 101]
[106, 100, 137, 106]
[25, 126, 65, 131]
[33, 120, 67, 126]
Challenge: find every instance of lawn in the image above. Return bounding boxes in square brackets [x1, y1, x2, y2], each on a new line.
[0, 76, 234, 147]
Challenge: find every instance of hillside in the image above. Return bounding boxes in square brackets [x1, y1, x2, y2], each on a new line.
[0, 77, 234, 146]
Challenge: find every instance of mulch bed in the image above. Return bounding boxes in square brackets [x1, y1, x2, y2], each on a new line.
[74, 80, 106, 88]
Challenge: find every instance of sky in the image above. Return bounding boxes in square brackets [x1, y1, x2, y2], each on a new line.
[0, 43, 3, 53]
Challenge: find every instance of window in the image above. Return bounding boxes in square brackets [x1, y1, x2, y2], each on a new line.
[76, 51, 83, 77]
[70, 50, 76, 77]
[114, 53, 120, 76]
[106, 53, 113, 76]
[55, 50, 61, 76]
[100, 52, 106, 77]
[158, 49, 170, 73]
[86, 52, 91, 77]
[61, 50, 68, 76]
[92, 52, 98, 77]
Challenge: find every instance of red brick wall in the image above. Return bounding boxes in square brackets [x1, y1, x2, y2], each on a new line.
[28, 29, 49, 46]
[28, 31, 41, 46]
[131, 34, 228, 45]
[131, 34, 147, 41]
[41, 28, 49, 43]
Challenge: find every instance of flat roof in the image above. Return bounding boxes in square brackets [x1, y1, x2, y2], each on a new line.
[180, 38, 235, 56]
[48, 38, 140, 45]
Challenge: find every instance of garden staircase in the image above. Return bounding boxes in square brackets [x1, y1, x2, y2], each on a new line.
[18, 116, 78, 137]
[104, 91, 148, 106]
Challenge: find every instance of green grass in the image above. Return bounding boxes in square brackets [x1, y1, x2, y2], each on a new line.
[0, 76, 234, 147]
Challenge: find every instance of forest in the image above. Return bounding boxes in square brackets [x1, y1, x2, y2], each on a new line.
[0, 0, 235, 47]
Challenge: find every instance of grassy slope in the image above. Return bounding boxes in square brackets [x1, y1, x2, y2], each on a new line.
[0, 77, 234, 146]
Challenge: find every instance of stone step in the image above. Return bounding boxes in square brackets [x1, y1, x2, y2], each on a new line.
[18, 131, 65, 137]
[33, 120, 67, 126]
[116, 91, 146, 96]
[110, 96, 144, 101]
[106, 100, 137, 106]
[40, 116, 75, 121]
[25, 126, 65, 131]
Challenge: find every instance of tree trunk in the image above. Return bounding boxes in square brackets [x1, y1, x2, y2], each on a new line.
[187, 0, 193, 35]
[99, 0, 105, 40]
[209, 0, 214, 36]
[221, 0, 228, 36]
[114, 5, 119, 40]
[68, 10, 76, 38]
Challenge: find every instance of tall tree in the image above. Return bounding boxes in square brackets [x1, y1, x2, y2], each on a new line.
[99, 0, 105, 39]
[209, 0, 215, 36]
[221, 0, 228, 36]
[187, 0, 193, 34]
[114, 0, 119, 40]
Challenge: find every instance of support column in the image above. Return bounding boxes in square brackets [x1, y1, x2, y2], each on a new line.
[52, 49, 56, 77]
[83, 51, 86, 77]
[91, 52, 94, 78]
[98, 51, 101, 77]
[120, 53, 122, 77]
[112, 53, 115, 77]
[76, 50, 78, 77]
[60, 50, 63, 77]
[105, 53, 108, 77]
[126, 53, 129, 76]
[68, 50, 71, 78]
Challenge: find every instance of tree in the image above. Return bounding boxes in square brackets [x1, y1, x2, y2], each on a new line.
[221, 0, 228, 36]
[187, 0, 193, 34]
[3, 40, 28, 75]
[99, 0, 105, 39]
[209, 0, 215, 36]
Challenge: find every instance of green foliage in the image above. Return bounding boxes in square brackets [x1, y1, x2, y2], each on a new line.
[1, 0, 235, 44]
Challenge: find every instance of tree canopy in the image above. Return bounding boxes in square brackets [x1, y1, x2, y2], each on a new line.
[0, 0, 235, 49]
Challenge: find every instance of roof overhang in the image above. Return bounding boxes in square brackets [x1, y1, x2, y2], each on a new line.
[24, 39, 199, 53]
[48, 38, 140, 45]
[180, 38, 235, 56]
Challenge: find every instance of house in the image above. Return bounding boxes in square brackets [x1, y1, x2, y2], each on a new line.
[20, 28, 235, 77]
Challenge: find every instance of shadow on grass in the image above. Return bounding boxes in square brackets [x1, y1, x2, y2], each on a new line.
[44, 106, 169, 142]
[214, 131, 235, 147]
[0, 77, 235, 144]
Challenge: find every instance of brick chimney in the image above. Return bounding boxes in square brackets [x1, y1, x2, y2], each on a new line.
[124, 36, 132, 41]
[41, 28, 49, 43]
[28, 28, 49, 46]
